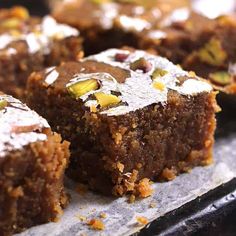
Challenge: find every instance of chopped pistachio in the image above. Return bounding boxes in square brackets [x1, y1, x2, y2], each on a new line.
[1, 18, 21, 29]
[153, 81, 165, 91]
[0, 99, 8, 110]
[130, 57, 152, 73]
[197, 38, 227, 66]
[67, 79, 99, 98]
[95, 92, 121, 108]
[209, 71, 231, 86]
[152, 68, 168, 80]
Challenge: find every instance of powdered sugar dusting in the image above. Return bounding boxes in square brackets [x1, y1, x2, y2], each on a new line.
[0, 95, 49, 157]
[66, 49, 212, 116]
[0, 16, 79, 54]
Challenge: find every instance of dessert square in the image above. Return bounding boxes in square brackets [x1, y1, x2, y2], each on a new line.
[52, 0, 190, 55]
[51, 0, 236, 95]
[0, 93, 70, 235]
[26, 48, 217, 197]
[0, 6, 82, 99]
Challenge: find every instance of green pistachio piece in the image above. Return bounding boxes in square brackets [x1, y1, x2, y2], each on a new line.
[197, 38, 227, 66]
[0, 99, 8, 110]
[152, 68, 168, 80]
[95, 92, 121, 108]
[209, 71, 231, 86]
[67, 79, 99, 98]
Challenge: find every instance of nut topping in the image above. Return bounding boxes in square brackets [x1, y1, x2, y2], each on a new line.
[197, 38, 227, 66]
[130, 57, 152, 73]
[95, 92, 121, 108]
[209, 71, 231, 86]
[114, 53, 129, 62]
[0, 100, 8, 110]
[67, 79, 99, 98]
[153, 81, 165, 91]
[152, 68, 168, 80]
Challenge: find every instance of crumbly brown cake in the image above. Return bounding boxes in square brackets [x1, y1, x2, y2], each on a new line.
[0, 6, 82, 99]
[52, 0, 190, 55]
[0, 93, 70, 235]
[27, 48, 218, 196]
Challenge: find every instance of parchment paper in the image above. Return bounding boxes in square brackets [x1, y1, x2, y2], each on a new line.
[17, 134, 236, 236]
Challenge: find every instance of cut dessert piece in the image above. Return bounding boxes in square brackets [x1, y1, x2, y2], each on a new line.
[0, 6, 82, 99]
[0, 93, 70, 235]
[52, 0, 190, 55]
[27, 48, 218, 196]
[182, 15, 236, 94]
[138, 11, 216, 64]
[139, 11, 236, 94]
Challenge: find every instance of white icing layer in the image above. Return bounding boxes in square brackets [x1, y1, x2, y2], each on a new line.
[147, 30, 167, 40]
[117, 15, 151, 32]
[0, 16, 79, 54]
[161, 7, 190, 27]
[65, 49, 212, 116]
[0, 95, 50, 157]
[45, 67, 59, 85]
[192, 0, 236, 19]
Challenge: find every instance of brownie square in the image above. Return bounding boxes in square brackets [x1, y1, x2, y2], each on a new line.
[0, 93, 70, 235]
[0, 6, 83, 99]
[52, 0, 190, 55]
[27, 48, 217, 197]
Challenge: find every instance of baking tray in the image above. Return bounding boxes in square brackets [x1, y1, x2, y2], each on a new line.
[1, 1, 236, 235]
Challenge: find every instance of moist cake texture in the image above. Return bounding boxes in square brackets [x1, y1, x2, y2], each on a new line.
[0, 93, 70, 235]
[27, 48, 217, 196]
[0, 6, 82, 99]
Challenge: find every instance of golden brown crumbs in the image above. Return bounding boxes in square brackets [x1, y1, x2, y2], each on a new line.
[112, 132, 123, 144]
[117, 162, 124, 173]
[76, 183, 88, 195]
[87, 218, 105, 230]
[161, 167, 177, 181]
[136, 178, 153, 198]
[9, 186, 24, 198]
[136, 216, 148, 225]
[100, 212, 107, 219]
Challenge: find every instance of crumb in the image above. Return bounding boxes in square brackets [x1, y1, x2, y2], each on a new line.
[136, 178, 153, 198]
[161, 167, 177, 181]
[100, 212, 107, 219]
[117, 162, 124, 173]
[136, 216, 148, 225]
[128, 194, 136, 203]
[87, 218, 105, 231]
[149, 202, 157, 208]
[76, 183, 88, 195]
